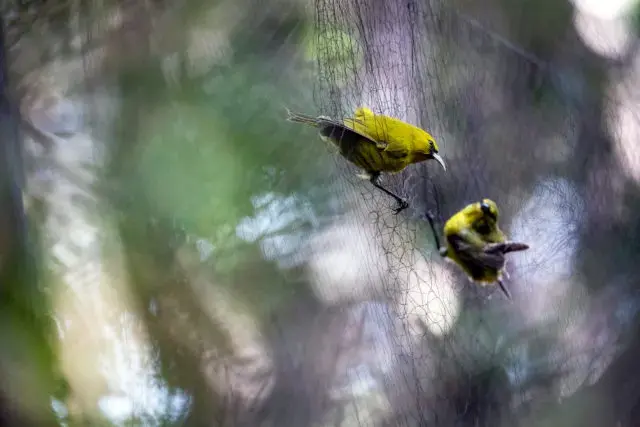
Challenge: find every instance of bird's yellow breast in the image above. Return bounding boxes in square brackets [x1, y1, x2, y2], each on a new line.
[343, 141, 411, 173]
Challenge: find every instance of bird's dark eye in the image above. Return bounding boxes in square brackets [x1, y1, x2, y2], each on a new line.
[480, 202, 497, 220]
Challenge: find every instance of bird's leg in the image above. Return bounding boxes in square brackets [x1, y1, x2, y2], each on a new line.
[497, 279, 512, 300]
[369, 172, 409, 214]
[425, 211, 447, 257]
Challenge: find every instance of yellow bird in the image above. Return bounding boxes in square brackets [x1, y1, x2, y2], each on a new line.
[425, 199, 529, 299]
[286, 106, 446, 214]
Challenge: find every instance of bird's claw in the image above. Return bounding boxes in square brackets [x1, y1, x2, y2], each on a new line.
[393, 199, 409, 215]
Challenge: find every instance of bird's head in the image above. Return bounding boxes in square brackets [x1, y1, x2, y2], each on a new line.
[479, 199, 499, 222]
[460, 198, 500, 235]
[415, 135, 446, 171]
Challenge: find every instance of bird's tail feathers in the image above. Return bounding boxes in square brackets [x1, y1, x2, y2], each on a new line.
[485, 241, 529, 254]
[285, 108, 321, 127]
[501, 242, 529, 254]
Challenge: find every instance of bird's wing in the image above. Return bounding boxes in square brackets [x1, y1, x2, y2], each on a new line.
[354, 107, 375, 119]
[323, 117, 388, 149]
[382, 140, 410, 159]
[447, 234, 507, 271]
[340, 118, 387, 150]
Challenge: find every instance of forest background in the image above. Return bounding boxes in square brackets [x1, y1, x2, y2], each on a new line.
[1, 0, 640, 426]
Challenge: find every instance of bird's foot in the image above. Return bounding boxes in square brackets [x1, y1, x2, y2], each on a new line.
[393, 199, 409, 215]
[356, 173, 372, 180]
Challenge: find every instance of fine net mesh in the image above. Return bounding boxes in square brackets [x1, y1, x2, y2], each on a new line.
[312, 0, 445, 214]
[309, 0, 584, 421]
[5, 0, 635, 424]
[310, 0, 578, 282]
[310, 0, 451, 317]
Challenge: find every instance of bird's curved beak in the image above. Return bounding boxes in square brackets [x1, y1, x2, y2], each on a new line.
[431, 153, 446, 171]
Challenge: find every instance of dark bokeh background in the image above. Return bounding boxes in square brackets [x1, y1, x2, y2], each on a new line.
[1, 0, 640, 426]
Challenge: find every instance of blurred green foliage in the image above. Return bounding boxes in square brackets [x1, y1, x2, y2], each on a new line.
[110, 56, 334, 268]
